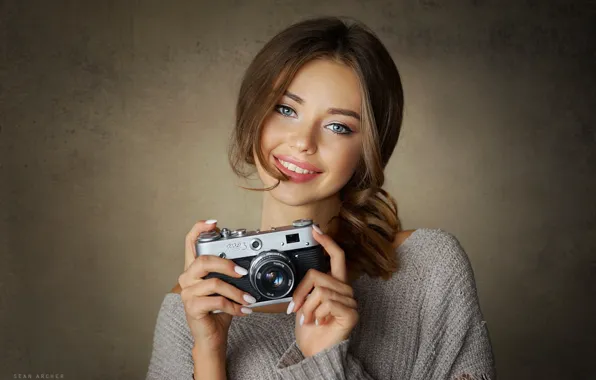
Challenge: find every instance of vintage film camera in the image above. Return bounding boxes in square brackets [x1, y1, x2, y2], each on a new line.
[196, 219, 329, 309]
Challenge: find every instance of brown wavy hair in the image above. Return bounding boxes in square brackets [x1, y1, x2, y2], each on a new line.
[228, 17, 404, 280]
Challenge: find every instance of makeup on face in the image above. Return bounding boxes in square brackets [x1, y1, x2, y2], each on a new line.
[260, 60, 363, 192]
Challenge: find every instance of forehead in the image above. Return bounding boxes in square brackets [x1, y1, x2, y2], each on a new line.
[286, 59, 362, 109]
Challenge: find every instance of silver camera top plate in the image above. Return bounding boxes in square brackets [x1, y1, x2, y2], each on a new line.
[196, 219, 319, 259]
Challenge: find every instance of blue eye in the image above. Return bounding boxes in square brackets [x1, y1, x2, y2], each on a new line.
[326, 123, 353, 135]
[275, 105, 296, 117]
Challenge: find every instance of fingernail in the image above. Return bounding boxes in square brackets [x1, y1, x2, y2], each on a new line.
[299, 314, 304, 326]
[205, 219, 217, 224]
[234, 266, 248, 276]
[240, 307, 253, 314]
[315, 318, 319, 326]
[286, 299, 295, 314]
[243, 294, 257, 304]
[312, 224, 323, 234]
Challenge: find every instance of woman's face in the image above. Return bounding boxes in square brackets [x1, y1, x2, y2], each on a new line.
[255, 58, 363, 206]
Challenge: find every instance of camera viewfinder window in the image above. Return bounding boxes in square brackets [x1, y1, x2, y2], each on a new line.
[286, 233, 300, 244]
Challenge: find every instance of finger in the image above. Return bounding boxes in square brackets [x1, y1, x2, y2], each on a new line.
[184, 219, 218, 270]
[180, 277, 257, 307]
[312, 299, 359, 328]
[179, 255, 248, 289]
[185, 295, 252, 318]
[299, 286, 357, 325]
[291, 269, 353, 313]
[311, 225, 347, 282]
[316, 314, 330, 326]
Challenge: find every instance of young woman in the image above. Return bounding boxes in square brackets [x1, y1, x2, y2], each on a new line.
[146, 17, 495, 380]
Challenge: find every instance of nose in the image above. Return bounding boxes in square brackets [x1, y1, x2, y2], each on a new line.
[289, 123, 317, 155]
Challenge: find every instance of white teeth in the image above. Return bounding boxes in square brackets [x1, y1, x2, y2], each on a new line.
[279, 159, 316, 174]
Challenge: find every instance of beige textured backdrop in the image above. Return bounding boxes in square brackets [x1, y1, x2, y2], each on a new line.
[1, 1, 594, 379]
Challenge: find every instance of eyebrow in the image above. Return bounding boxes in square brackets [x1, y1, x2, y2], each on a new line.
[284, 90, 361, 121]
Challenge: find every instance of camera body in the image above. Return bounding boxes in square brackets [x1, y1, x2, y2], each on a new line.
[196, 219, 329, 309]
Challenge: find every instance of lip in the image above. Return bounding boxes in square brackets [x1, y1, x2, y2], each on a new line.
[274, 155, 322, 173]
[273, 156, 322, 183]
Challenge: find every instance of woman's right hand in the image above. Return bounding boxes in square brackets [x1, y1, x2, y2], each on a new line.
[178, 220, 256, 353]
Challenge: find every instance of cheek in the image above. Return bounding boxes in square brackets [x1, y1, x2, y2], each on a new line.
[259, 120, 283, 156]
[324, 143, 362, 177]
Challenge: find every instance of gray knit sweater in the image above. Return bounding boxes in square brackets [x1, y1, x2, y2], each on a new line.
[146, 228, 495, 379]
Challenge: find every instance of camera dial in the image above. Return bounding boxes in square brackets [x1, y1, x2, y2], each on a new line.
[198, 230, 221, 242]
[292, 219, 313, 227]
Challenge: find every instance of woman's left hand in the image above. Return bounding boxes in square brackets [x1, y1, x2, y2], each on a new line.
[288, 225, 359, 357]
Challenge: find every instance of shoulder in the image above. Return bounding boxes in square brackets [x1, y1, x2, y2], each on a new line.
[388, 230, 494, 377]
[387, 228, 484, 320]
[392, 229, 417, 249]
[393, 228, 475, 280]
[151, 292, 188, 336]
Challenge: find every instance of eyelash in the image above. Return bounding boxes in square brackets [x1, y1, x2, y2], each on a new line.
[274, 104, 353, 135]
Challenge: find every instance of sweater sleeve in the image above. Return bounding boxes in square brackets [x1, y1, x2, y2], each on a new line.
[275, 339, 375, 380]
[412, 230, 496, 380]
[146, 293, 195, 380]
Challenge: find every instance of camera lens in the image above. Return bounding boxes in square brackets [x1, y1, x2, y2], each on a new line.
[264, 270, 285, 288]
[249, 250, 295, 299]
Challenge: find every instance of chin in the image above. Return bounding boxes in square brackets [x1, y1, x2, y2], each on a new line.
[269, 184, 322, 206]
[256, 164, 346, 206]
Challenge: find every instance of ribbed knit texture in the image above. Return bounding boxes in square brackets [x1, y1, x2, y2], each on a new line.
[146, 228, 496, 380]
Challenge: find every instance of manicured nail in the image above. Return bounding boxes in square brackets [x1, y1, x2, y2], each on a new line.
[243, 294, 257, 304]
[205, 219, 217, 224]
[241, 307, 253, 314]
[312, 224, 323, 234]
[299, 314, 304, 326]
[286, 299, 295, 314]
[234, 266, 248, 276]
[315, 318, 319, 326]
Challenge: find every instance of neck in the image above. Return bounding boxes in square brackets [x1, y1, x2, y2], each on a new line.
[260, 192, 342, 231]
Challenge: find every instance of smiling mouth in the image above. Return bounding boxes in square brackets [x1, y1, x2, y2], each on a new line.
[273, 156, 322, 174]
[277, 158, 319, 174]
